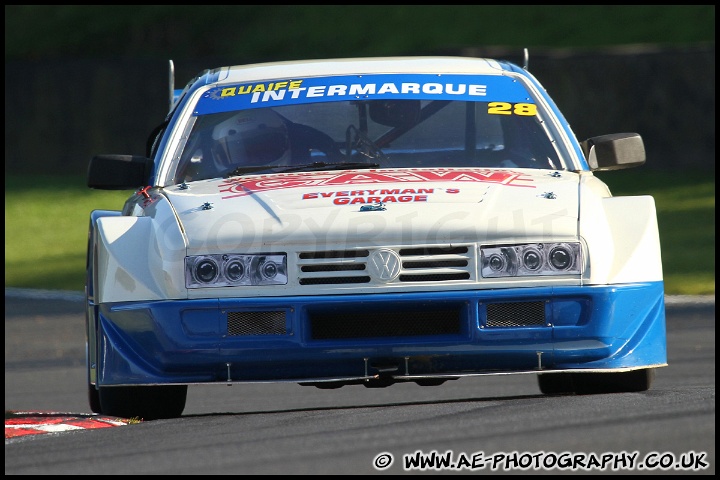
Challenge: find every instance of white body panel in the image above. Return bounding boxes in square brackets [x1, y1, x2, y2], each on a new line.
[95, 200, 186, 303]
[170, 168, 580, 253]
[578, 180, 663, 284]
[216, 57, 506, 85]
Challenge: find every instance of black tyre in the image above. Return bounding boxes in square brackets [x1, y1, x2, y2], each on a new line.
[538, 368, 655, 395]
[572, 368, 655, 394]
[88, 383, 102, 413]
[537, 372, 576, 395]
[98, 385, 188, 420]
[414, 378, 448, 387]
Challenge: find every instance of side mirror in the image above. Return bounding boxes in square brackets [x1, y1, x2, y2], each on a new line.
[580, 133, 646, 171]
[87, 155, 153, 189]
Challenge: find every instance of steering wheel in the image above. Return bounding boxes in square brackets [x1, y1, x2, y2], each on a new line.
[346, 125, 386, 161]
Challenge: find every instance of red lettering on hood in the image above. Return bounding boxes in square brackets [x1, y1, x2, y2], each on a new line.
[219, 168, 533, 199]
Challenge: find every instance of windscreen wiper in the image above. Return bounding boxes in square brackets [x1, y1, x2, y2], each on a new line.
[224, 165, 279, 177]
[274, 161, 380, 173]
[225, 161, 380, 178]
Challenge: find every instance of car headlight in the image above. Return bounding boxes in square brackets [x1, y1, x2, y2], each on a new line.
[185, 254, 287, 288]
[480, 243, 581, 278]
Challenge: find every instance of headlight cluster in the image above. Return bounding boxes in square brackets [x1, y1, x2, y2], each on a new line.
[480, 243, 581, 278]
[185, 254, 287, 288]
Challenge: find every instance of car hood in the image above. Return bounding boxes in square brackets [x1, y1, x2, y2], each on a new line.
[164, 168, 580, 254]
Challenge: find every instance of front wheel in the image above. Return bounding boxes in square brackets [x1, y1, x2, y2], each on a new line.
[538, 368, 655, 395]
[88, 383, 102, 414]
[98, 385, 188, 420]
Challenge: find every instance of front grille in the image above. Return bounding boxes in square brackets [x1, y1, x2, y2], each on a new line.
[399, 272, 470, 282]
[398, 246, 468, 256]
[299, 250, 370, 259]
[297, 245, 474, 286]
[310, 308, 461, 339]
[227, 311, 287, 336]
[485, 301, 546, 327]
[300, 276, 371, 285]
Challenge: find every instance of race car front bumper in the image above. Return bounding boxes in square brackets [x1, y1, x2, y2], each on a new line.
[90, 282, 667, 386]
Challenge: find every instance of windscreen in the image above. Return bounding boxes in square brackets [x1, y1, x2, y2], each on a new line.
[172, 74, 563, 184]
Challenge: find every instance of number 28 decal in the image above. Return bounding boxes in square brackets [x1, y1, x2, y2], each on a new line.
[488, 102, 537, 116]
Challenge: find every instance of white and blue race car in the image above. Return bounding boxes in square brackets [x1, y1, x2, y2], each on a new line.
[86, 54, 667, 419]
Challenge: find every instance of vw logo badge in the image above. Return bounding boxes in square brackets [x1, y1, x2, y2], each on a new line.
[369, 249, 401, 282]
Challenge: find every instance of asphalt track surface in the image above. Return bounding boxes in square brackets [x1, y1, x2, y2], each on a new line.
[5, 289, 715, 475]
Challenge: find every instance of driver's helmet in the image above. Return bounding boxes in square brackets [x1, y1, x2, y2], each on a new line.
[211, 108, 291, 168]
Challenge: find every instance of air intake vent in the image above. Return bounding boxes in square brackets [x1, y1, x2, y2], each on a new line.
[227, 311, 286, 336]
[486, 301, 546, 327]
[310, 308, 461, 339]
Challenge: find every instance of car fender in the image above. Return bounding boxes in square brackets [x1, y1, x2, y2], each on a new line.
[579, 177, 663, 285]
[94, 199, 187, 303]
